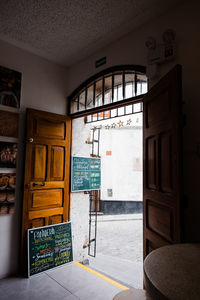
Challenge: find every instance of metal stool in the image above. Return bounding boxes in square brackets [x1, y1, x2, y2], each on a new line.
[113, 288, 152, 300]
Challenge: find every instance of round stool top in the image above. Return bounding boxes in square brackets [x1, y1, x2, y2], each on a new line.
[113, 288, 152, 300]
[144, 243, 200, 300]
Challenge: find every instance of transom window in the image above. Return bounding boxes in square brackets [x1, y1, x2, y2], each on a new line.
[67, 65, 147, 118]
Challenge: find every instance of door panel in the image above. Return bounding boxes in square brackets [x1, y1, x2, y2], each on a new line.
[21, 109, 71, 273]
[160, 131, 173, 193]
[32, 117, 66, 140]
[49, 215, 63, 225]
[143, 65, 182, 258]
[31, 144, 47, 180]
[146, 200, 173, 241]
[30, 189, 63, 209]
[50, 146, 64, 180]
[146, 136, 157, 190]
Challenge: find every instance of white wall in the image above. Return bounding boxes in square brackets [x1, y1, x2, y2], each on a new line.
[71, 117, 91, 262]
[67, 0, 200, 242]
[98, 114, 143, 202]
[0, 40, 68, 279]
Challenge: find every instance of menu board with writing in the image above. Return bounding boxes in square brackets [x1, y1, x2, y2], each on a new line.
[28, 222, 73, 277]
[71, 156, 101, 192]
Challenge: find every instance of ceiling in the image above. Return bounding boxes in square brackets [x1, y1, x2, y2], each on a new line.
[0, 0, 183, 67]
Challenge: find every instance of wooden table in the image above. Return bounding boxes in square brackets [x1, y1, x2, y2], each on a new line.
[144, 244, 200, 300]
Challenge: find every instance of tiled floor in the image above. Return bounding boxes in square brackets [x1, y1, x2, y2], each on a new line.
[0, 262, 124, 300]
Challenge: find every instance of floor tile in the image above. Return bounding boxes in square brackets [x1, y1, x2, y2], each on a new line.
[0, 273, 71, 300]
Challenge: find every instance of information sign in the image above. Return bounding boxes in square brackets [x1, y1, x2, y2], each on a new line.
[28, 222, 73, 277]
[71, 156, 101, 192]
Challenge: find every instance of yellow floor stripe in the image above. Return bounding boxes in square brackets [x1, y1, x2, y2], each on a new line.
[73, 261, 129, 290]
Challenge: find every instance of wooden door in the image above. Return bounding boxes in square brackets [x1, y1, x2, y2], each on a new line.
[21, 109, 71, 271]
[143, 65, 182, 258]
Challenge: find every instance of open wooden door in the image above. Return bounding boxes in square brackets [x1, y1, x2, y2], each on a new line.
[143, 65, 182, 258]
[21, 109, 71, 272]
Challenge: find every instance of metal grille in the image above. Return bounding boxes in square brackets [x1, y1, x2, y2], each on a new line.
[68, 66, 147, 118]
[86, 102, 143, 123]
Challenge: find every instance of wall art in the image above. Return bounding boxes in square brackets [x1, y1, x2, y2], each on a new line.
[0, 65, 22, 109]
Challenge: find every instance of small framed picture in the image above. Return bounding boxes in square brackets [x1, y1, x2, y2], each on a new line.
[0, 65, 21, 109]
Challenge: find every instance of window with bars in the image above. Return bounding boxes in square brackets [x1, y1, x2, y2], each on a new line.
[67, 65, 147, 118]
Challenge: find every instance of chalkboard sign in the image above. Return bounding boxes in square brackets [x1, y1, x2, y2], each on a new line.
[71, 156, 101, 192]
[28, 222, 73, 277]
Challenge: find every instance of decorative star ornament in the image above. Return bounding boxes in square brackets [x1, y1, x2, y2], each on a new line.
[111, 123, 116, 128]
[117, 120, 124, 127]
[126, 119, 132, 125]
[105, 125, 110, 129]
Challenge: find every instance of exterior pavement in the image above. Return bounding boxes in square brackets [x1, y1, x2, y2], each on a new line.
[89, 214, 143, 289]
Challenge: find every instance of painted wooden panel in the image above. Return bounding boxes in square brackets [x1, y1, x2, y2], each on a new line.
[31, 189, 63, 209]
[29, 218, 45, 228]
[33, 118, 65, 140]
[49, 215, 63, 225]
[147, 200, 173, 241]
[50, 146, 64, 181]
[160, 131, 173, 193]
[31, 145, 46, 181]
[146, 136, 157, 190]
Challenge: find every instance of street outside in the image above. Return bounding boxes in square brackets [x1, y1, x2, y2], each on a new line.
[97, 215, 143, 263]
[89, 214, 143, 288]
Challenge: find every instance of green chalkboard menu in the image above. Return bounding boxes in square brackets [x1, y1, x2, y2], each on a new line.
[71, 156, 101, 192]
[28, 222, 73, 277]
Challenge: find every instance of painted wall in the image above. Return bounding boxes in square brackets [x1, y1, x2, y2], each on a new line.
[67, 0, 200, 242]
[97, 114, 143, 202]
[0, 40, 68, 279]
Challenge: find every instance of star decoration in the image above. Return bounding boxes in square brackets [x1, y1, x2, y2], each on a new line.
[126, 119, 132, 125]
[93, 126, 97, 131]
[105, 125, 110, 129]
[111, 123, 116, 128]
[117, 120, 124, 127]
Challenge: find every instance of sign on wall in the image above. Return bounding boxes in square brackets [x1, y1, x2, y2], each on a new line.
[71, 156, 101, 192]
[28, 222, 73, 277]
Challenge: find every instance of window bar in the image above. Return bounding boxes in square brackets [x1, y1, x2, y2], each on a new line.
[102, 77, 105, 105]
[122, 72, 125, 99]
[132, 80, 134, 97]
[93, 82, 96, 107]
[77, 95, 80, 112]
[135, 74, 137, 96]
[111, 74, 114, 102]
[92, 129, 94, 155]
[103, 111, 105, 120]
[85, 88, 87, 110]
[116, 107, 119, 117]
[98, 128, 100, 157]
